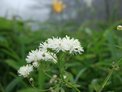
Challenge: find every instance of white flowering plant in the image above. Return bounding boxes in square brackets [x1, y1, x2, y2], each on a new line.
[18, 35, 84, 92]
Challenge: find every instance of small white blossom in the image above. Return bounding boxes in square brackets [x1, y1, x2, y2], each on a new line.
[40, 37, 62, 52]
[61, 36, 84, 54]
[26, 49, 40, 63]
[41, 51, 57, 63]
[63, 75, 67, 79]
[39, 42, 48, 50]
[49, 75, 58, 84]
[26, 49, 57, 64]
[18, 64, 33, 78]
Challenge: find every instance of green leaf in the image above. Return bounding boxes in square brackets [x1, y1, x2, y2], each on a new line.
[5, 77, 22, 92]
[89, 79, 100, 92]
[17, 88, 39, 92]
[38, 66, 46, 89]
[5, 59, 21, 70]
[74, 68, 87, 82]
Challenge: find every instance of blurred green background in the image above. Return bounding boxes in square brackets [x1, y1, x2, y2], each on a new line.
[0, 0, 122, 92]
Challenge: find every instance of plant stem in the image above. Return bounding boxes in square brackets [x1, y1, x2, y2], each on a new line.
[64, 80, 80, 92]
[58, 53, 65, 80]
[27, 78, 35, 88]
[58, 53, 80, 92]
[98, 58, 122, 92]
[98, 69, 114, 92]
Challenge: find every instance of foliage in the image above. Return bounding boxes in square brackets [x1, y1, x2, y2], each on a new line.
[0, 17, 122, 92]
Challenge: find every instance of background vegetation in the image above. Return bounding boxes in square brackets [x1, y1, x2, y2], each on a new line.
[0, 16, 122, 92]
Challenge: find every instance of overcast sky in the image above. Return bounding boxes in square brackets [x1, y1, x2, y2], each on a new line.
[0, 0, 52, 21]
[0, 0, 93, 21]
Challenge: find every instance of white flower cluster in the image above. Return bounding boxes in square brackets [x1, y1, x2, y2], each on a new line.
[40, 36, 84, 54]
[18, 35, 84, 78]
[18, 49, 57, 77]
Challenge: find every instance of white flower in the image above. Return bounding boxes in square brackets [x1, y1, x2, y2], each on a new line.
[62, 36, 84, 54]
[40, 37, 62, 52]
[26, 49, 40, 63]
[26, 49, 57, 64]
[39, 42, 48, 50]
[41, 51, 57, 63]
[18, 64, 33, 78]
[39, 35, 84, 54]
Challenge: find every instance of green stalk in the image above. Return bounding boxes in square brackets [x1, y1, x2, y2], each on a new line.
[58, 53, 80, 92]
[58, 53, 65, 81]
[98, 69, 114, 92]
[64, 80, 80, 92]
[98, 58, 122, 92]
[27, 78, 35, 88]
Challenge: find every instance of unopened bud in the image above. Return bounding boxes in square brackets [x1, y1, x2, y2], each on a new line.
[117, 25, 122, 30]
[29, 78, 33, 82]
